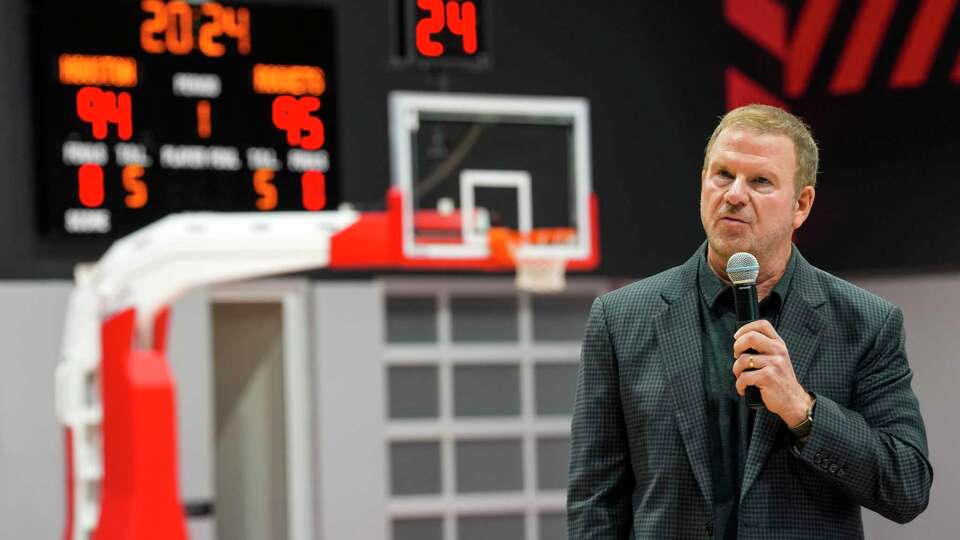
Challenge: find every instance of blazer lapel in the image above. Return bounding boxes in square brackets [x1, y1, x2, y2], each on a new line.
[655, 250, 714, 510]
[740, 252, 825, 503]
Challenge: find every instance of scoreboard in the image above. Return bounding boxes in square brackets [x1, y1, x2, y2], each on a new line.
[31, 1, 338, 239]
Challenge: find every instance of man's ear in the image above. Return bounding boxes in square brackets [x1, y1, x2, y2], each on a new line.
[792, 185, 815, 229]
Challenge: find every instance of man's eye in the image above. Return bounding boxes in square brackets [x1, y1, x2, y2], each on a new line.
[753, 177, 770, 185]
[718, 170, 733, 179]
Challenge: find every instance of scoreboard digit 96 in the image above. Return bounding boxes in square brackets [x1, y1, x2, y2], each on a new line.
[31, 1, 338, 239]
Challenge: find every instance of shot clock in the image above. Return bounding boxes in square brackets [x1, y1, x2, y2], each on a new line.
[393, 0, 489, 68]
[30, 1, 338, 238]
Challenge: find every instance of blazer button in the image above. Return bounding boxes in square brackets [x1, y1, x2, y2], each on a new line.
[813, 456, 822, 465]
[704, 522, 714, 536]
[815, 451, 824, 459]
[837, 468, 846, 478]
[820, 460, 830, 470]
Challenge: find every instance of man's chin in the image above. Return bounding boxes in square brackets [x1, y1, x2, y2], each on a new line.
[708, 234, 754, 257]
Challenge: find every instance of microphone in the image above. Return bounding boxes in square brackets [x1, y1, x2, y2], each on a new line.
[726, 252, 765, 410]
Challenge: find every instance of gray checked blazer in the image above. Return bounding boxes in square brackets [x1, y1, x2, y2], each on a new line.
[567, 244, 933, 539]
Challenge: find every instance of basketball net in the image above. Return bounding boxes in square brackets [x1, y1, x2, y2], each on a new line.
[490, 227, 570, 293]
[515, 252, 567, 292]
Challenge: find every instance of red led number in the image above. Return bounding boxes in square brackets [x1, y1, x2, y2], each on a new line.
[77, 164, 150, 209]
[272, 96, 325, 150]
[416, 0, 446, 56]
[253, 169, 278, 211]
[445, 0, 477, 53]
[122, 165, 148, 209]
[76, 87, 133, 140]
[416, 0, 477, 57]
[78, 164, 105, 208]
[141, 0, 251, 56]
[301, 171, 326, 211]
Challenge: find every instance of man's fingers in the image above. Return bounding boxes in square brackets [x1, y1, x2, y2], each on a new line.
[735, 368, 762, 396]
[734, 319, 775, 340]
[732, 353, 774, 378]
[733, 330, 778, 357]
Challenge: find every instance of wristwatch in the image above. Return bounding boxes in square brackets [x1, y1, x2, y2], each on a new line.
[789, 391, 817, 441]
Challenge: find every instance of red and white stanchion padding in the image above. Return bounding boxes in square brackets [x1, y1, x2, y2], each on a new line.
[61, 305, 187, 540]
[92, 306, 187, 539]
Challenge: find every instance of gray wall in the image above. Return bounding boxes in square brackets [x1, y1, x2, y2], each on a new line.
[0, 282, 71, 540]
[313, 282, 388, 540]
[853, 274, 960, 539]
[0, 274, 956, 539]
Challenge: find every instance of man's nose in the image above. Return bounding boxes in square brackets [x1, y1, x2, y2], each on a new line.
[723, 176, 749, 206]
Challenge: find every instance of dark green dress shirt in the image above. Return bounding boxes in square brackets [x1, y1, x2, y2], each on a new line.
[697, 247, 797, 539]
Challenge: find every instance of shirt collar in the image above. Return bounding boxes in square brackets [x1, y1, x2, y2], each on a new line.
[698, 243, 798, 312]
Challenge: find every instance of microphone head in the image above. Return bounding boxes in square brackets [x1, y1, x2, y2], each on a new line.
[726, 252, 760, 285]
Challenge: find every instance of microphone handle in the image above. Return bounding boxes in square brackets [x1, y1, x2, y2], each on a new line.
[733, 282, 765, 410]
[739, 344, 765, 409]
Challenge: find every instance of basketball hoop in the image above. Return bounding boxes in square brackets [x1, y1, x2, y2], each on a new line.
[489, 226, 573, 292]
[515, 253, 567, 293]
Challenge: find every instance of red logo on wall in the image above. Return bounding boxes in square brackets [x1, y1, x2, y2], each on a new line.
[724, 0, 960, 110]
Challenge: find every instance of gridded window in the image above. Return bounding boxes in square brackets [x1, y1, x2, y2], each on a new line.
[531, 296, 594, 342]
[456, 439, 524, 493]
[538, 512, 567, 540]
[536, 437, 571, 491]
[393, 518, 443, 540]
[451, 296, 518, 342]
[386, 297, 437, 343]
[534, 363, 578, 416]
[390, 441, 442, 495]
[388, 366, 439, 419]
[458, 515, 525, 540]
[453, 364, 521, 417]
[384, 280, 610, 540]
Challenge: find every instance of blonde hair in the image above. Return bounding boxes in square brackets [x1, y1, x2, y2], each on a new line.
[702, 104, 819, 192]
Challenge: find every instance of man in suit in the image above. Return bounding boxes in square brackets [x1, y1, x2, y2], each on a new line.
[566, 104, 933, 539]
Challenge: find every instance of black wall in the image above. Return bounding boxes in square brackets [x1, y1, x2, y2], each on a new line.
[2, 0, 958, 279]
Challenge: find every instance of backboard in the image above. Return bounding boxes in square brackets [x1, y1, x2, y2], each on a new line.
[388, 92, 596, 267]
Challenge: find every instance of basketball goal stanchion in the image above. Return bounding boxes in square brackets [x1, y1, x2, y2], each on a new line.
[49, 91, 599, 540]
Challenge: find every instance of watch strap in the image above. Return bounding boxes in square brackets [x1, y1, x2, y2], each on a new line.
[789, 391, 817, 439]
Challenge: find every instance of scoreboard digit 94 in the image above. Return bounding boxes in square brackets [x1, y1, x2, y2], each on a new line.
[31, 1, 338, 240]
